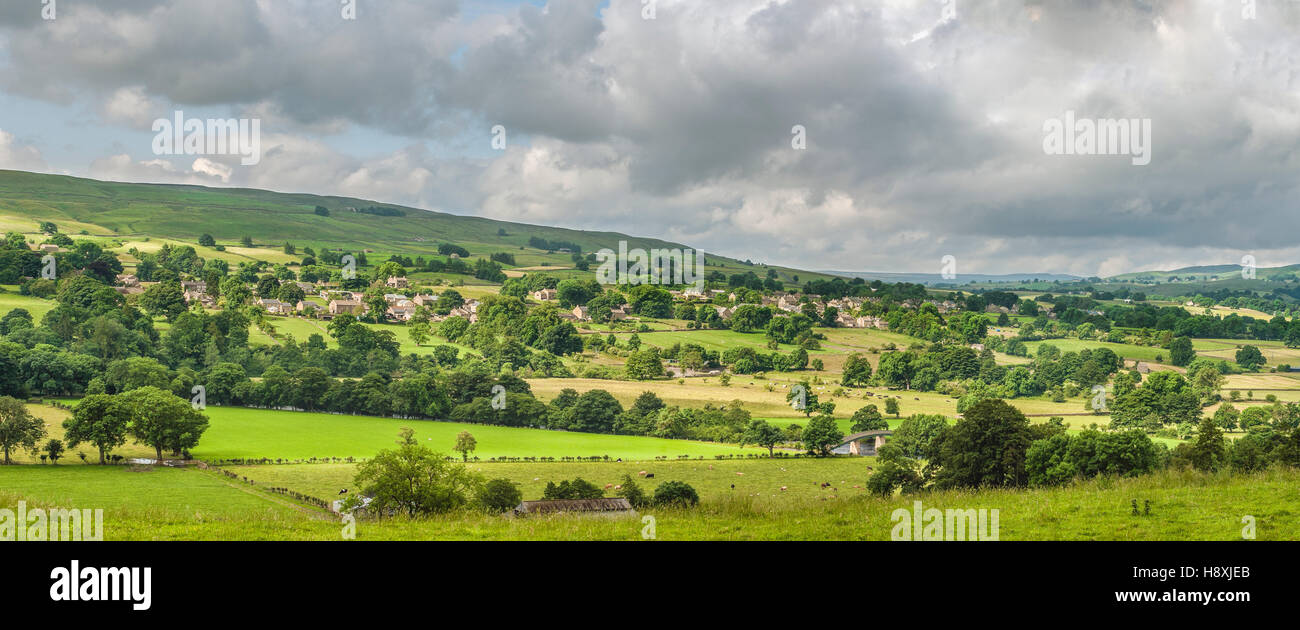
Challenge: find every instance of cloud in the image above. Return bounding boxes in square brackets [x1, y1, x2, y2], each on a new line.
[2, 0, 1300, 275]
[0, 129, 47, 171]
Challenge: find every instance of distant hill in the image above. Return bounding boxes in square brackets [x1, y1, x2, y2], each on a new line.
[0, 170, 840, 284]
[823, 270, 1083, 286]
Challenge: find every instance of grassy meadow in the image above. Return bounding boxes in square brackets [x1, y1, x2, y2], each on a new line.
[3, 463, 1296, 540]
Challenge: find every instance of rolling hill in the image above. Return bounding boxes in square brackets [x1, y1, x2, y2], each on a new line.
[0, 169, 839, 285]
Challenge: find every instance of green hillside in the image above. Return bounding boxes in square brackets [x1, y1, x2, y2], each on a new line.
[0, 169, 836, 285]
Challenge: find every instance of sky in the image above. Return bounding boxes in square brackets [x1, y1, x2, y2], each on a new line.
[0, 0, 1297, 277]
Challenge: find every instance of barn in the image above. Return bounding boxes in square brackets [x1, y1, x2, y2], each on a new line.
[512, 498, 636, 518]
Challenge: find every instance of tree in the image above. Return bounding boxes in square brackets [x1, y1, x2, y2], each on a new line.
[0, 396, 45, 464]
[198, 233, 216, 247]
[884, 398, 900, 418]
[543, 478, 604, 499]
[1235, 345, 1266, 371]
[741, 419, 784, 456]
[889, 414, 950, 459]
[866, 444, 926, 497]
[43, 438, 64, 464]
[1169, 336, 1195, 367]
[476, 478, 522, 513]
[931, 399, 1033, 489]
[1188, 416, 1226, 472]
[615, 474, 650, 508]
[653, 481, 700, 507]
[408, 321, 431, 347]
[625, 347, 664, 380]
[1212, 403, 1240, 432]
[354, 430, 482, 516]
[119, 386, 209, 460]
[876, 351, 915, 389]
[801, 413, 844, 456]
[139, 281, 187, 319]
[849, 405, 888, 432]
[63, 394, 130, 464]
[841, 354, 872, 387]
[454, 430, 477, 462]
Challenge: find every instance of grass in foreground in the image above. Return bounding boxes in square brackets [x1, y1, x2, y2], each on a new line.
[2, 464, 1297, 540]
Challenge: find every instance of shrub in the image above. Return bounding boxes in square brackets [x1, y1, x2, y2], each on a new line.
[652, 481, 699, 508]
[477, 478, 523, 514]
[616, 474, 650, 508]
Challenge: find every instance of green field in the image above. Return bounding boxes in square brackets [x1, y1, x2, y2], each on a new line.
[190, 406, 752, 461]
[0, 466, 322, 540]
[3, 462, 1296, 540]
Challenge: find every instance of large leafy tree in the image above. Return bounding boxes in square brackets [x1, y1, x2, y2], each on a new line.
[1168, 336, 1195, 367]
[119, 386, 210, 460]
[841, 353, 873, 387]
[63, 394, 130, 464]
[0, 396, 45, 464]
[931, 399, 1033, 489]
[1109, 371, 1200, 430]
[741, 419, 784, 457]
[1235, 345, 1266, 371]
[849, 405, 889, 432]
[354, 429, 482, 516]
[801, 413, 844, 456]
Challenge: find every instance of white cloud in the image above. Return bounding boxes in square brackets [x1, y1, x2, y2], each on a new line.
[0, 129, 46, 171]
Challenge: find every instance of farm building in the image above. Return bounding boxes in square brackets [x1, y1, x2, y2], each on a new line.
[329, 299, 365, 315]
[513, 498, 635, 518]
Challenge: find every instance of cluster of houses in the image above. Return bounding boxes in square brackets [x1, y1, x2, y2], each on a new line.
[700, 291, 891, 330]
[531, 289, 630, 323]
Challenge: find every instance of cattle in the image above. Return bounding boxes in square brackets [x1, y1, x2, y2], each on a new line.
[604, 483, 614, 489]
[638, 470, 648, 477]
[644, 473, 655, 479]
[338, 489, 347, 495]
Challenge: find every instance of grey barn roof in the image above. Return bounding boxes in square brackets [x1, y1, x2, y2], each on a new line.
[514, 498, 634, 515]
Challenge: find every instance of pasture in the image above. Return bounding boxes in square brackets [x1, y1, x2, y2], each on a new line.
[4, 463, 1296, 540]
[190, 406, 751, 461]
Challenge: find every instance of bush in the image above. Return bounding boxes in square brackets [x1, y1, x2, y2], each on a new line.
[616, 474, 650, 508]
[652, 481, 699, 508]
[542, 477, 603, 500]
[476, 478, 522, 513]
